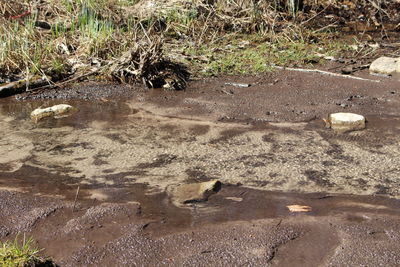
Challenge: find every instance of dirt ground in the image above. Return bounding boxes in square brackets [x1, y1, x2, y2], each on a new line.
[1, 68, 400, 266]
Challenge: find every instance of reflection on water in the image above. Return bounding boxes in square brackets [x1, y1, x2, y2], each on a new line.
[0, 98, 138, 128]
[1, 94, 400, 200]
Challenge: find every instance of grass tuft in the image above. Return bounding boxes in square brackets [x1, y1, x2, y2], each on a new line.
[0, 236, 52, 267]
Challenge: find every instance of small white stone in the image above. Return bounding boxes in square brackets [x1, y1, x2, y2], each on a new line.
[370, 57, 400, 75]
[328, 112, 365, 132]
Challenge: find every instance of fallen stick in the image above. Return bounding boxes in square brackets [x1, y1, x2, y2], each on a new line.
[53, 69, 100, 87]
[219, 89, 234, 95]
[72, 186, 80, 212]
[0, 76, 48, 97]
[9, 10, 31, 20]
[25, 68, 100, 94]
[273, 65, 380, 83]
[224, 82, 251, 87]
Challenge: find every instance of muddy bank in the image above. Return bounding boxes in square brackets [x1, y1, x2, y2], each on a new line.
[1, 185, 400, 266]
[15, 69, 400, 123]
[1, 69, 400, 265]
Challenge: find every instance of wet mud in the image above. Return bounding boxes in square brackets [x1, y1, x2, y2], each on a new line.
[1, 69, 400, 266]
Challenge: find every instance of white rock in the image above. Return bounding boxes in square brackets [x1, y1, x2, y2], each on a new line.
[31, 104, 77, 121]
[328, 112, 365, 132]
[369, 57, 400, 75]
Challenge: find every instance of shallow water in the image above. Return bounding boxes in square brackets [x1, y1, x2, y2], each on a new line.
[2, 76, 400, 266]
[1, 90, 400, 198]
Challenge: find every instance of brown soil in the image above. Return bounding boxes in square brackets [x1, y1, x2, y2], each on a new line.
[1, 68, 400, 266]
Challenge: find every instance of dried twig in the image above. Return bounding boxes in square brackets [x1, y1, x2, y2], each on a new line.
[72, 186, 80, 212]
[273, 65, 380, 82]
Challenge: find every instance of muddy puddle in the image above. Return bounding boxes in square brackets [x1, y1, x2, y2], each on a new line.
[1, 92, 400, 197]
[1, 90, 399, 206]
[1, 72, 400, 266]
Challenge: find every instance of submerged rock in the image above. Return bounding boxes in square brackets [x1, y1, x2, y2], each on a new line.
[169, 180, 222, 204]
[326, 112, 365, 132]
[30, 104, 77, 122]
[370, 57, 400, 75]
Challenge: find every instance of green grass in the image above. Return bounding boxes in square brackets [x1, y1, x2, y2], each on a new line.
[182, 33, 351, 76]
[0, 0, 376, 86]
[0, 20, 56, 77]
[0, 236, 46, 267]
[0, 0, 122, 78]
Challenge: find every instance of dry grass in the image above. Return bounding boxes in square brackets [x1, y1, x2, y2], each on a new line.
[108, 38, 189, 90]
[0, 0, 399, 91]
[0, 0, 194, 90]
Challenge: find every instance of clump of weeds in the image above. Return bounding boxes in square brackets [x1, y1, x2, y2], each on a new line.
[0, 235, 55, 267]
[0, 0, 188, 92]
[1, 0, 399, 94]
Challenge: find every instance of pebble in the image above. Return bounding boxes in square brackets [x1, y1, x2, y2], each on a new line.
[328, 112, 365, 132]
[370, 56, 400, 75]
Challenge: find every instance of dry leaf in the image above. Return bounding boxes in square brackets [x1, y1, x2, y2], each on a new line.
[287, 205, 312, 212]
